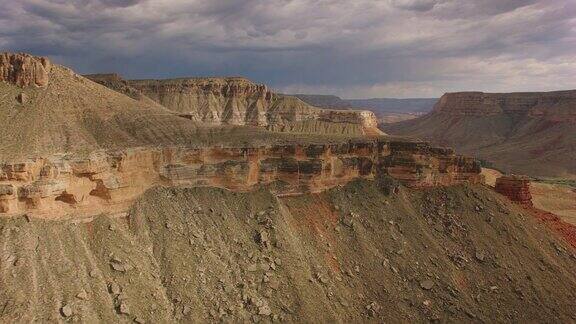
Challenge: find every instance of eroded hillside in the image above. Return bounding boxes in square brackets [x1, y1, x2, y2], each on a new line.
[1, 181, 575, 323]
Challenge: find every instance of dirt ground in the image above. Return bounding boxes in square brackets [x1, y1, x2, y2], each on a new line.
[1, 180, 575, 323]
[531, 183, 576, 226]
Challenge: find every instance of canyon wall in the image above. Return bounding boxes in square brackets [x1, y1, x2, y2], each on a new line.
[128, 77, 273, 125]
[433, 91, 576, 122]
[0, 140, 482, 219]
[0, 53, 52, 87]
[122, 77, 379, 130]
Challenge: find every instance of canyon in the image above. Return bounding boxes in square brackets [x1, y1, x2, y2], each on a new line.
[1, 52, 575, 324]
[383, 91, 576, 178]
[0, 53, 482, 220]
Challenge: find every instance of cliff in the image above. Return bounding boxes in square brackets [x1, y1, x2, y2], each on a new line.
[433, 91, 576, 122]
[0, 139, 482, 219]
[383, 90, 576, 178]
[2, 53, 369, 162]
[0, 52, 52, 87]
[105, 76, 381, 133]
[127, 77, 273, 125]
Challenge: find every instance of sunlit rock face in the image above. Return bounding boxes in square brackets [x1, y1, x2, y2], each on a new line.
[0, 140, 481, 219]
[495, 175, 532, 205]
[0, 53, 52, 87]
[126, 77, 380, 129]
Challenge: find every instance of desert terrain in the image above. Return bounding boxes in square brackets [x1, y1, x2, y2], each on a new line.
[0, 52, 575, 323]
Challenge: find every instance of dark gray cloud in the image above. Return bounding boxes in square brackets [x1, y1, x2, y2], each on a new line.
[391, 0, 440, 12]
[1, 0, 575, 97]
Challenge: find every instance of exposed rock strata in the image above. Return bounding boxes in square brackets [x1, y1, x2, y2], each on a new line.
[383, 90, 576, 178]
[495, 175, 532, 205]
[0, 53, 51, 87]
[433, 91, 576, 122]
[0, 140, 481, 218]
[124, 77, 379, 130]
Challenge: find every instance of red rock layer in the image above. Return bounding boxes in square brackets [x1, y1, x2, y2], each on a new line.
[530, 208, 576, 249]
[0, 52, 52, 87]
[495, 175, 532, 205]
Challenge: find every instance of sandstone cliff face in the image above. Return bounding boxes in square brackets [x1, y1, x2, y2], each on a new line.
[125, 77, 380, 131]
[0, 53, 52, 87]
[495, 175, 532, 205]
[0, 140, 481, 219]
[433, 91, 576, 122]
[128, 77, 275, 125]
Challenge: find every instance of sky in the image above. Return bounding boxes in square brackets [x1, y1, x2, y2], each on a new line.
[1, 0, 575, 98]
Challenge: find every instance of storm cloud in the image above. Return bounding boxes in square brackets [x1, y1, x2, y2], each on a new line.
[1, 0, 575, 97]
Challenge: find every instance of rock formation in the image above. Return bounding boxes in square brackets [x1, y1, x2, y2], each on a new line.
[432, 91, 576, 122]
[0, 52, 52, 87]
[383, 90, 576, 178]
[495, 175, 532, 205]
[494, 175, 576, 248]
[126, 77, 277, 125]
[0, 139, 481, 218]
[86, 75, 380, 133]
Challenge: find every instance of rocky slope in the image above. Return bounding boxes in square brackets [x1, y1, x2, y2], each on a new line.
[1, 180, 575, 323]
[82, 73, 162, 107]
[383, 91, 576, 178]
[0, 53, 196, 161]
[87, 75, 380, 135]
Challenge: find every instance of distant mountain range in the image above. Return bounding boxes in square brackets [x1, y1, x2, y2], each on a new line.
[292, 94, 437, 124]
[292, 94, 437, 114]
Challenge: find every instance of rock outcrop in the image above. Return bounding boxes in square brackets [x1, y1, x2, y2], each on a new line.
[0, 53, 52, 87]
[494, 175, 576, 248]
[495, 175, 532, 205]
[0, 139, 481, 218]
